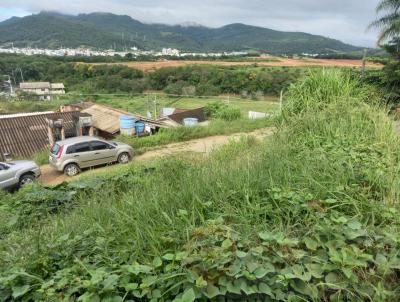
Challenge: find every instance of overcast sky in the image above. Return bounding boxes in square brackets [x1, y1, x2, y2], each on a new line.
[0, 0, 381, 47]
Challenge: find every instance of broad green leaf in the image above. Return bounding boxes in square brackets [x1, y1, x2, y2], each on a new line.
[226, 281, 241, 295]
[254, 267, 268, 279]
[246, 261, 259, 273]
[325, 272, 340, 284]
[258, 282, 272, 296]
[152, 257, 162, 267]
[102, 274, 119, 291]
[196, 276, 207, 288]
[181, 288, 196, 302]
[102, 296, 123, 302]
[258, 231, 272, 241]
[205, 283, 220, 298]
[347, 220, 362, 230]
[290, 279, 318, 299]
[236, 250, 247, 258]
[305, 263, 324, 279]
[304, 237, 318, 251]
[162, 253, 175, 261]
[12, 285, 30, 299]
[124, 283, 139, 291]
[221, 239, 233, 249]
[77, 292, 101, 302]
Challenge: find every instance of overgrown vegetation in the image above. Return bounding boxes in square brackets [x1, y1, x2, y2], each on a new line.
[1, 69, 400, 301]
[366, 0, 400, 105]
[0, 54, 302, 96]
[118, 118, 270, 154]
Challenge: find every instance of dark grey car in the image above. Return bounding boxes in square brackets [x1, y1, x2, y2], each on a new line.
[0, 160, 41, 190]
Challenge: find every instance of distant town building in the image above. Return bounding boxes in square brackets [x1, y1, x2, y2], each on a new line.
[19, 82, 65, 100]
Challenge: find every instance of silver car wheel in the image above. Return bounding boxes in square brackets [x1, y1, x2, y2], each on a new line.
[65, 164, 79, 177]
[20, 176, 34, 186]
[118, 153, 130, 164]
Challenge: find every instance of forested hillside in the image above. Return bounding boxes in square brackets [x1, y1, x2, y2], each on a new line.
[0, 12, 363, 54]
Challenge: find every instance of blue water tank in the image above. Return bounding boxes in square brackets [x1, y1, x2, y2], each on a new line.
[120, 115, 136, 129]
[135, 121, 146, 134]
[183, 118, 199, 127]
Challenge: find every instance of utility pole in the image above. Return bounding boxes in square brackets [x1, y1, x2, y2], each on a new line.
[279, 90, 283, 114]
[153, 94, 157, 119]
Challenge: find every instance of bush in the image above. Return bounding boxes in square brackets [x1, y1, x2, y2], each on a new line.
[164, 81, 186, 95]
[204, 101, 242, 121]
[215, 106, 242, 121]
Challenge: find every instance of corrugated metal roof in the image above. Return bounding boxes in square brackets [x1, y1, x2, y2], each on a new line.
[20, 82, 50, 89]
[167, 107, 206, 124]
[0, 111, 54, 119]
[0, 112, 79, 160]
[82, 104, 167, 134]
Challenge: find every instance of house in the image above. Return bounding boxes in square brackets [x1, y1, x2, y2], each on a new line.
[0, 111, 92, 161]
[50, 83, 66, 95]
[65, 103, 168, 138]
[19, 82, 65, 100]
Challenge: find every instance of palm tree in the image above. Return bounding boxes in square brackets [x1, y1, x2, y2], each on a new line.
[369, 0, 400, 46]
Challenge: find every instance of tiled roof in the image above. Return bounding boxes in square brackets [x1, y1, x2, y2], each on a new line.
[20, 82, 51, 89]
[0, 112, 79, 160]
[0, 111, 54, 119]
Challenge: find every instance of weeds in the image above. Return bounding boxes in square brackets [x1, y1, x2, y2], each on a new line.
[1, 70, 400, 301]
[117, 118, 272, 153]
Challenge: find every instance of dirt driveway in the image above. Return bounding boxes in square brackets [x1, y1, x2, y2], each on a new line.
[40, 128, 273, 186]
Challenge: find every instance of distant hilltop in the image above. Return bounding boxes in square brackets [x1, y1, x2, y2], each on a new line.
[0, 12, 366, 55]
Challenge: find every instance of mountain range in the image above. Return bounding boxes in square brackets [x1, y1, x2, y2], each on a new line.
[0, 12, 364, 54]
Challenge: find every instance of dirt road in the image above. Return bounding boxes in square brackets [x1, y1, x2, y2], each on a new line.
[90, 58, 382, 72]
[40, 128, 273, 186]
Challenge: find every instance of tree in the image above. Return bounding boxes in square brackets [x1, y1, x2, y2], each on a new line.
[369, 0, 400, 57]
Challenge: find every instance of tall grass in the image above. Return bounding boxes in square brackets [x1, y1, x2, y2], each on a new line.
[117, 118, 272, 153]
[1, 69, 400, 301]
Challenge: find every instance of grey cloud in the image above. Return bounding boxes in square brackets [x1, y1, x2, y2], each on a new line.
[0, 0, 381, 46]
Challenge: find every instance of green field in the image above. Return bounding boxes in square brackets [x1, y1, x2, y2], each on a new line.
[0, 93, 279, 117]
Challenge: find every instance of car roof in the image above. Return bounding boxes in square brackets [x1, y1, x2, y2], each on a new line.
[55, 136, 106, 145]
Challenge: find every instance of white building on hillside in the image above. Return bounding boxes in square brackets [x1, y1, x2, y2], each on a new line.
[19, 82, 65, 100]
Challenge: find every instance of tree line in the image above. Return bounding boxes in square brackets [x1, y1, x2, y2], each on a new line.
[0, 54, 302, 97]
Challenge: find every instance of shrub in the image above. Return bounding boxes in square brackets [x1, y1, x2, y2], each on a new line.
[215, 106, 242, 121]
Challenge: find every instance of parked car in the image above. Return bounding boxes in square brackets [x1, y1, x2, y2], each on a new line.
[49, 137, 134, 177]
[0, 160, 41, 190]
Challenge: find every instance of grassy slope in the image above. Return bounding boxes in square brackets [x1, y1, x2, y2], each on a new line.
[0, 94, 278, 116]
[1, 70, 400, 301]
